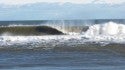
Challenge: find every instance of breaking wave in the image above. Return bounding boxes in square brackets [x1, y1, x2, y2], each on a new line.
[84, 22, 125, 42]
[0, 21, 125, 51]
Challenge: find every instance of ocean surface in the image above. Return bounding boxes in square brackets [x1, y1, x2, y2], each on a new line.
[0, 19, 125, 70]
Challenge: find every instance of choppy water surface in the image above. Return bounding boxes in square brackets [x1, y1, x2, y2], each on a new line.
[0, 51, 125, 70]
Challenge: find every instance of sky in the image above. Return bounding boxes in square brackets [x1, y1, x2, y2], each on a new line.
[0, 0, 125, 20]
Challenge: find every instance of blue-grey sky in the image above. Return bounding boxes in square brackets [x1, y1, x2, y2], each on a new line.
[0, 0, 125, 20]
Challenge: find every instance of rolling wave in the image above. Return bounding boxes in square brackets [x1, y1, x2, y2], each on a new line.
[0, 21, 125, 52]
[0, 26, 63, 36]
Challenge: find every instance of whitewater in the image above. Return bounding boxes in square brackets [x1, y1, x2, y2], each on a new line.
[1, 20, 125, 70]
[0, 21, 125, 49]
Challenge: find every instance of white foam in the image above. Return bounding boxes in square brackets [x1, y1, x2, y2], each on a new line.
[84, 21, 125, 42]
[1, 21, 125, 47]
[0, 35, 85, 47]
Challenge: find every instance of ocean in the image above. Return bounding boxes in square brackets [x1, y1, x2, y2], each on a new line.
[0, 19, 125, 70]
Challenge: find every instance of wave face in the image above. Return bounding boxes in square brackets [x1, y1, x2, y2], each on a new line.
[1, 19, 125, 34]
[0, 26, 63, 36]
[0, 20, 125, 51]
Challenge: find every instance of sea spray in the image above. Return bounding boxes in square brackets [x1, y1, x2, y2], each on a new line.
[84, 22, 125, 42]
[0, 21, 125, 50]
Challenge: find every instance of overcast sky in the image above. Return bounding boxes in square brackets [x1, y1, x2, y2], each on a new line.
[0, 0, 125, 20]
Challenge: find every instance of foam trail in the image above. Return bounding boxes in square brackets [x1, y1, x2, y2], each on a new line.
[0, 35, 87, 49]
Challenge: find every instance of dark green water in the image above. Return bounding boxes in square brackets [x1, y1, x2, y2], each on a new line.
[0, 26, 63, 36]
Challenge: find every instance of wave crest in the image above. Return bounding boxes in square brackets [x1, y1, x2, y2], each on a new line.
[84, 22, 125, 42]
[0, 21, 125, 50]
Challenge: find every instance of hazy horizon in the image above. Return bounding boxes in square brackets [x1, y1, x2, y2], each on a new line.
[0, 0, 125, 20]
